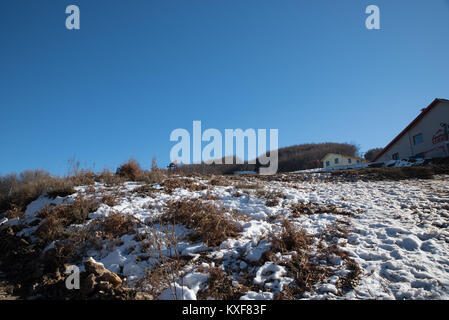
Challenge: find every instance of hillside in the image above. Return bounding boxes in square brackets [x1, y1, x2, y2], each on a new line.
[1, 166, 449, 300]
[174, 142, 358, 174]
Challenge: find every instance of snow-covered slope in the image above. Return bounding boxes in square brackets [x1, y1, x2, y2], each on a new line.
[14, 174, 449, 300]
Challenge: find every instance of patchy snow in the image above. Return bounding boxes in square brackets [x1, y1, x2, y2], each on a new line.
[12, 172, 449, 300]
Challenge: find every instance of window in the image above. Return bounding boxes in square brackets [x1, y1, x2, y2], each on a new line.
[335, 158, 339, 164]
[413, 133, 423, 145]
[392, 153, 399, 160]
[326, 161, 330, 167]
[356, 160, 360, 164]
[348, 159, 352, 164]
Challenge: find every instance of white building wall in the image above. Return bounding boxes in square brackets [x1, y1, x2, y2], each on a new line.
[378, 100, 449, 162]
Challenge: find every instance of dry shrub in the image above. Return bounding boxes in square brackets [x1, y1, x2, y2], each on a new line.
[209, 176, 231, 186]
[164, 199, 242, 246]
[232, 191, 242, 198]
[35, 215, 68, 244]
[321, 244, 361, 293]
[116, 159, 143, 181]
[38, 196, 100, 226]
[96, 169, 125, 186]
[290, 202, 353, 217]
[140, 170, 166, 184]
[234, 181, 262, 190]
[101, 194, 119, 207]
[46, 183, 76, 199]
[95, 212, 137, 239]
[265, 199, 279, 207]
[256, 190, 286, 200]
[162, 178, 207, 194]
[132, 185, 159, 197]
[270, 220, 330, 298]
[331, 166, 434, 181]
[271, 219, 312, 253]
[197, 267, 247, 300]
[201, 191, 218, 201]
[0, 169, 94, 215]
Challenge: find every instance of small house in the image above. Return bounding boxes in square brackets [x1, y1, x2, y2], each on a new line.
[321, 153, 366, 169]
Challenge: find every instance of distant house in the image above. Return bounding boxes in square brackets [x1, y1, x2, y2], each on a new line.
[321, 153, 366, 169]
[373, 98, 449, 162]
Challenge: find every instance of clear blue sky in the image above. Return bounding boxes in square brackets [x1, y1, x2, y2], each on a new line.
[1, 0, 448, 175]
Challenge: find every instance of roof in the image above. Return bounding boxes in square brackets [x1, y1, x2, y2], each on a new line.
[373, 98, 449, 162]
[321, 153, 365, 162]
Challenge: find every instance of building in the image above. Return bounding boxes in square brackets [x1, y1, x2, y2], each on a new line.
[321, 153, 366, 169]
[373, 98, 449, 162]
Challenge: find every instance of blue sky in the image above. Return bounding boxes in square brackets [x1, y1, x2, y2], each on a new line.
[1, 0, 448, 175]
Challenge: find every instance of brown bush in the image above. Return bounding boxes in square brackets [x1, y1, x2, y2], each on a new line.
[35, 215, 68, 244]
[268, 220, 332, 298]
[271, 219, 312, 254]
[46, 183, 76, 199]
[116, 159, 143, 181]
[290, 202, 353, 217]
[96, 169, 125, 186]
[37, 196, 100, 226]
[331, 166, 434, 181]
[101, 194, 119, 207]
[94, 212, 137, 239]
[162, 178, 207, 193]
[197, 267, 248, 300]
[140, 169, 166, 185]
[164, 199, 242, 246]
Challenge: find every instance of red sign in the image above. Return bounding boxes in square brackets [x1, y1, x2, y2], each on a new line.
[432, 129, 446, 145]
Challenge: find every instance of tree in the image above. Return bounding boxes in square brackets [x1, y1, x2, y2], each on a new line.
[364, 148, 384, 161]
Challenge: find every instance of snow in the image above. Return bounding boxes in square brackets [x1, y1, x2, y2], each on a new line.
[13, 172, 449, 300]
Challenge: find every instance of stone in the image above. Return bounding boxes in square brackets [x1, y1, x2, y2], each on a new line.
[98, 271, 122, 288]
[84, 258, 105, 277]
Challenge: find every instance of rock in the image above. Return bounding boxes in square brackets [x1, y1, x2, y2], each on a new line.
[98, 271, 122, 288]
[96, 281, 113, 291]
[84, 258, 106, 277]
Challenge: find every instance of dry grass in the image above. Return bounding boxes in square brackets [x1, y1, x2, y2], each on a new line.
[265, 199, 279, 207]
[37, 196, 100, 226]
[115, 159, 166, 184]
[271, 219, 312, 254]
[132, 185, 159, 197]
[209, 176, 232, 186]
[35, 196, 100, 245]
[290, 202, 353, 217]
[162, 178, 208, 194]
[116, 159, 143, 181]
[197, 266, 248, 300]
[330, 166, 435, 181]
[93, 212, 137, 240]
[269, 219, 331, 298]
[164, 199, 242, 246]
[100, 194, 119, 207]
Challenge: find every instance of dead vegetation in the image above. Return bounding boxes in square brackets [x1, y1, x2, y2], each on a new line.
[290, 202, 353, 217]
[197, 266, 249, 300]
[267, 220, 330, 298]
[331, 166, 435, 181]
[93, 212, 137, 240]
[164, 199, 242, 246]
[162, 178, 208, 194]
